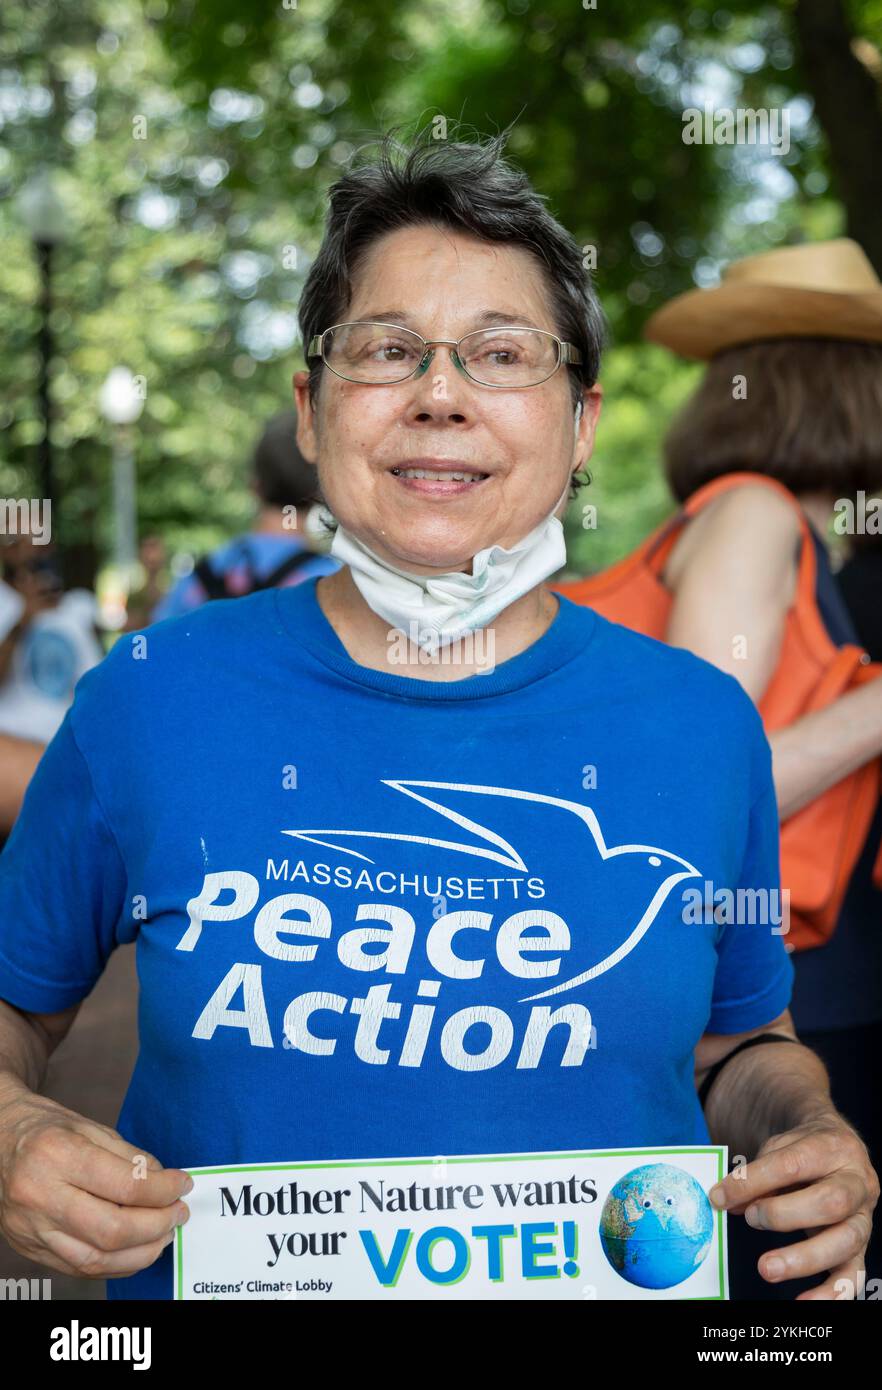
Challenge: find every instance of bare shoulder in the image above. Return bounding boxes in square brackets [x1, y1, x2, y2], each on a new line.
[665, 481, 801, 590]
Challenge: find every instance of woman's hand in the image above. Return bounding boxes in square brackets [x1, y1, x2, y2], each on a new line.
[709, 1111, 880, 1299]
[0, 1079, 193, 1279]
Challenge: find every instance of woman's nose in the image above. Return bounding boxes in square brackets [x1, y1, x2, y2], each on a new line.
[408, 344, 473, 419]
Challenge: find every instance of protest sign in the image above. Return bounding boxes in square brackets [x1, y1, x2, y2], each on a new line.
[175, 1146, 728, 1300]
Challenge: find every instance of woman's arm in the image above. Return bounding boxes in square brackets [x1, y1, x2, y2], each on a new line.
[0, 996, 78, 1094]
[0, 996, 193, 1279]
[695, 1010, 828, 1157]
[770, 682, 882, 818]
[664, 485, 882, 820]
[695, 1012, 879, 1299]
[0, 733, 44, 834]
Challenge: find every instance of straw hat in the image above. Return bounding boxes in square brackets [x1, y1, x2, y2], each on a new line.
[643, 238, 882, 360]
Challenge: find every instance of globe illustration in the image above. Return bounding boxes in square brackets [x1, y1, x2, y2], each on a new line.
[599, 1163, 714, 1290]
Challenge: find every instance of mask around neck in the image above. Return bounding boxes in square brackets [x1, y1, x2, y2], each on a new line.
[316, 480, 570, 655]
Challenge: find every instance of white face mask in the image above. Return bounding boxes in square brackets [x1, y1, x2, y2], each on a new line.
[311, 476, 571, 655]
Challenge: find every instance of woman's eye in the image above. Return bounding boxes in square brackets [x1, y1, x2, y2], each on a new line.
[476, 345, 521, 365]
[362, 340, 417, 362]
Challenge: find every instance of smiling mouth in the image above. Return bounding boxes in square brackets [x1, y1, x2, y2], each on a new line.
[390, 467, 490, 483]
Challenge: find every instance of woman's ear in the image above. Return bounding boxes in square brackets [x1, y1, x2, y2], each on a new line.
[293, 371, 319, 463]
[576, 384, 603, 464]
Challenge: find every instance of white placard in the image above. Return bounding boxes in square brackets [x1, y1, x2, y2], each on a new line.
[175, 1146, 728, 1300]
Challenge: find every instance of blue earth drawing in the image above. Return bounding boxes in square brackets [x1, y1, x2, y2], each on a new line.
[599, 1163, 715, 1290]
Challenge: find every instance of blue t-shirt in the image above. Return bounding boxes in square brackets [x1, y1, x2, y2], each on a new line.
[0, 579, 793, 1300]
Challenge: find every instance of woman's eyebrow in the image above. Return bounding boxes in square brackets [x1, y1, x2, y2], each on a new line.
[353, 310, 412, 325]
[472, 310, 543, 330]
[352, 309, 545, 330]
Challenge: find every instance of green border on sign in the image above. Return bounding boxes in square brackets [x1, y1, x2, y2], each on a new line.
[174, 1146, 727, 1301]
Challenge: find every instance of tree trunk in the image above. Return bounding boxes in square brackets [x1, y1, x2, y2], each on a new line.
[794, 0, 882, 273]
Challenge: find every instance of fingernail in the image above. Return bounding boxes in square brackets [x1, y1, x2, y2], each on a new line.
[745, 1205, 760, 1228]
[182, 1175, 195, 1194]
[176, 1203, 190, 1225]
[763, 1256, 785, 1280]
[709, 1183, 728, 1209]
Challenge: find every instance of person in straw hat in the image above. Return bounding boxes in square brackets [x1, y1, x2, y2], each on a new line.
[645, 237, 882, 1299]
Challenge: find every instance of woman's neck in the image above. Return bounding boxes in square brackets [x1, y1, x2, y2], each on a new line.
[315, 565, 560, 681]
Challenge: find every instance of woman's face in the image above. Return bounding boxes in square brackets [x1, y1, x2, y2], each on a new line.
[294, 224, 601, 573]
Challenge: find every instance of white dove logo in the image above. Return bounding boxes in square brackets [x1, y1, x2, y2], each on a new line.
[282, 780, 701, 1001]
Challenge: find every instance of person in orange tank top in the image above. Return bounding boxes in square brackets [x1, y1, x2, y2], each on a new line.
[643, 240, 882, 1298]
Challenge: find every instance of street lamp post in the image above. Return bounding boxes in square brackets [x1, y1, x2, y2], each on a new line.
[99, 368, 144, 600]
[17, 169, 70, 527]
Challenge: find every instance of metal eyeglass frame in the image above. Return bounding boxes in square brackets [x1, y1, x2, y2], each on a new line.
[306, 321, 583, 389]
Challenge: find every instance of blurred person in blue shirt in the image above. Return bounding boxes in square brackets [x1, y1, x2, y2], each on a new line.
[152, 410, 338, 621]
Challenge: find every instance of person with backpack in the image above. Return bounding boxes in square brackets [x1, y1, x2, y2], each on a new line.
[556, 237, 882, 1297]
[152, 410, 338, 620]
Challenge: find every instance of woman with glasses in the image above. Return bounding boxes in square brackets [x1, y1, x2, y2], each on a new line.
[0, 132, 875, 1302]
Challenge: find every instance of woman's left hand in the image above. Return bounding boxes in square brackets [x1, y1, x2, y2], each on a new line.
[709, 1112, 880, 1299]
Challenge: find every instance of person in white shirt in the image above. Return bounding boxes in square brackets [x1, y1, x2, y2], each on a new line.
[0, 537, 104, 745]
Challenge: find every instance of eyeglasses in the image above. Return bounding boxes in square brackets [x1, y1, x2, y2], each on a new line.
[306, 321, 583, 389]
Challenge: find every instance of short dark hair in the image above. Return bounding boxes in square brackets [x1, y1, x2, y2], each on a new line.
[252, 410, 320, 509]
[663, 338, 882, 502]
[298, 126, 605, 416]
